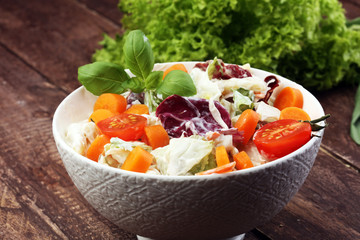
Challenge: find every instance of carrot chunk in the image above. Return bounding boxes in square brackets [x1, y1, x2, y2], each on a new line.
[216, 146, 230, 167]
[196, 162, 236, 175]
[86, 134, 111, 162]
[163, 63, 188, 79]
[125, 104, 149, 115]
[233, 151, 254, 170]
[273, 87, 303, 111]
[143, 125, 170, 149]
[89, 109, 116, 124]
[93, 93, 127, 114]
[235, 109, 260, 145]
[121, 146, 153, 173]
[279, 107, 311, 121]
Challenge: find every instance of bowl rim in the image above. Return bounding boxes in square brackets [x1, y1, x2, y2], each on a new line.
[53, 62, 325, 181]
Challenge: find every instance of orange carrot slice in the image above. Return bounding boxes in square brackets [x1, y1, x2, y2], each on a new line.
[89, 109, 116, 124]
[125, 104, 149, 115]
[279, 107, 311, 121]
[86, 134, 111, 162]
[93, 93, 127, 114]
[206, 132, 221, 141]
[142, 125, 170, 149]
[235, 109, 260, 145]
[163, 63, 188, 79]
[121, 146, 153, 173]
[233, 151, 254, 170]
[273, 87, 303, 111]
[196, 162, 236, 176]
[216, 146, 230, 167]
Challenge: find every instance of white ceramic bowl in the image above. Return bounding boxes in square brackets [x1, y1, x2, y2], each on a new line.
[53, 62, 324, 240]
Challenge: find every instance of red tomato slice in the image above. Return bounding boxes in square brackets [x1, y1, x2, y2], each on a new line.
[97, 113, 147, 141]
[253, 119, 311, 160]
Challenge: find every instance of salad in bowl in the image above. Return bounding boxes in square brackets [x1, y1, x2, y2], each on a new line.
[64, 30, 328, 177]
[53, 30, 328, 240]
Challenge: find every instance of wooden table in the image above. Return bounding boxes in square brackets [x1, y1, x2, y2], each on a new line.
[1, 0, 359, 239]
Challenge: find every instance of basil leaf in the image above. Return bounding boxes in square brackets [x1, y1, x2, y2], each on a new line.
[351, 84, 360, 145]
[78, 62, 130, 96]
[145, 71, 163, 90]
[156, 70, 197, 98]
[123, 30, 154, 81]
[123, 77, 145, 93]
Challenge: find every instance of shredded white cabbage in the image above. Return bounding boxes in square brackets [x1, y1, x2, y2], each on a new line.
[141, 112, 162, 126]
[98, 138, 152, 168]
[255, 102, 280, 122]
[209, 99, 229, 129]
[243, 141, 268, 166]
[151, 135, 213, 176]
[65, 120, 99, 155]
[217, 76, 267, 95]
[190, 68, 222, 100]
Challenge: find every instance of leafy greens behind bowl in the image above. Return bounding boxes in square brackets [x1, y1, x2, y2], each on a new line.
[93, 0, 360, 91]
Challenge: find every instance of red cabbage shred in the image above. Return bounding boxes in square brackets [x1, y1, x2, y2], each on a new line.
[156, 95, 232, 138]
[194, 61, 251, 79]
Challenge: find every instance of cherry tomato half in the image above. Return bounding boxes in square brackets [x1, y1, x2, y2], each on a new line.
[97, 113, 147, 141]
[253, 119, 311, 160]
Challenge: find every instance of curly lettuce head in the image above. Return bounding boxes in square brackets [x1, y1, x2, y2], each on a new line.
[93, 0, 360, 90]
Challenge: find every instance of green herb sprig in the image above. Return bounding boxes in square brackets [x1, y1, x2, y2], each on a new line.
[78, 30, 196, 98]
[351, 85, 360, 145]
[301, 114, 331, 132]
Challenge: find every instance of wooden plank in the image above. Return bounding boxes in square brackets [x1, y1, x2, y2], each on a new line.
[246, 230, 271, 240]
[0, 45, 136, 239]
[0, 0, 121, 93]
[314, 86, 360, 169]
[0, 180, 63, 239]
[340, 0, 360, 19]
[77, 0, 124, 26]
[256, 150, 360, 240]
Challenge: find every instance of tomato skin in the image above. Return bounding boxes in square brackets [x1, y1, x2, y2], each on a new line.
[97, 113, 147, 141]
[253, 119, 312, 160]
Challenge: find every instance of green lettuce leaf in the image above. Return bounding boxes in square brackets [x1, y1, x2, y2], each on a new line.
[93, 0, 360, 91]
[233, 88, 255, 114]
[189, 154, 217, 175]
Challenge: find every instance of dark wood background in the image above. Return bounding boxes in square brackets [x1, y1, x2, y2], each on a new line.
[0, 0, 359, 239]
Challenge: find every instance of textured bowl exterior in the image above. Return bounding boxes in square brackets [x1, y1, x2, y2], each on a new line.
[53, 63, 325, 240]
